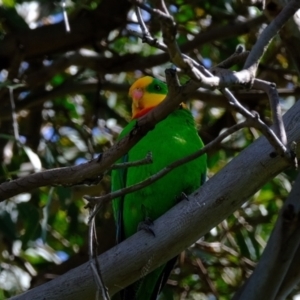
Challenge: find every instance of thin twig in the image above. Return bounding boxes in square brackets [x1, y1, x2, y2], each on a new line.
[41, 187, 54, 243]
[134, 5, 149, 38]
[214, 46, 249, 69]
[200, 58, 289, 157]
[156, 0, 170, 15]
[9, 87, 21, 145]
[111, 152, 152, 169]
[196, 241, 259, 269]
[127, 29, 167, 51]
[62, 0, 70, 32]
[88, 205, 110, 300]
[195, 258, 219, 298]
[253, 79, 287, 145]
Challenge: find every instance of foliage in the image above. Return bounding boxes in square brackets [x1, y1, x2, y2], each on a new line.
[0, 0, 298, 299]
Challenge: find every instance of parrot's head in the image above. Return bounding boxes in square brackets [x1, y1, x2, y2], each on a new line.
[129, 76, 168, 119]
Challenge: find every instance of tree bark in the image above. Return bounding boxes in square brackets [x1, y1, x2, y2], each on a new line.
[10, 97, 300, 300]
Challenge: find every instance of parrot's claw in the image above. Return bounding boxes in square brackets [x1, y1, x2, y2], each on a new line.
[181, 192, 189, 201]
[138, 217, 155, 237]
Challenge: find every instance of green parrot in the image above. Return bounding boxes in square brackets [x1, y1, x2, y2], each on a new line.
[111, 76, 207, 300]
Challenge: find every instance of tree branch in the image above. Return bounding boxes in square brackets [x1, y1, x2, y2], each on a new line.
[0, 0, 131, 69]
[243, 0, 300, 76]
[233, 171, 300, 300]
[253, 79, 287, 145]
[275, 242, 300, 299]
[85, 121, 250, 219]
[10, 95, 300, 300]
[1, 81, 299, 122]
[0, 69, 199, 200]
[265, 0, 300, 74]
[132, 1, 291, 158]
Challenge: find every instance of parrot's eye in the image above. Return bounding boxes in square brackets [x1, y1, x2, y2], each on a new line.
[155, 84, 161, 91]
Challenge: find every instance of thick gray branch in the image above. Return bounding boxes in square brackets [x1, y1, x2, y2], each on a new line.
[265, 0, 300, 74]
[244, 0, 300, 73]
[275, 241, 300, 299]
[233, 171, 300, 300]
[10, 95, 300, 300]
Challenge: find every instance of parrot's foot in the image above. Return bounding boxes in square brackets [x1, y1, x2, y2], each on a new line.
[176, 192, 189, 203]
[138, 217, 155, 237]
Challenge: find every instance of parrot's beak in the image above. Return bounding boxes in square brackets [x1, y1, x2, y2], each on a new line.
[131, 88, 144, 109]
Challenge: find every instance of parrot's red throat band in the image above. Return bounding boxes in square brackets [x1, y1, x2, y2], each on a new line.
[132, 107, 155, 119]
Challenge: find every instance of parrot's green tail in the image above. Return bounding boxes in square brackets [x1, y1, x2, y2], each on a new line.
[118, 257, 177, 300]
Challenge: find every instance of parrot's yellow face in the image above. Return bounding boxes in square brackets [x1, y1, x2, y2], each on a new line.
[129, 76, 168, 119]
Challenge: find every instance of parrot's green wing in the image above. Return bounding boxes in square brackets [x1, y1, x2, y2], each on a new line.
[111, 121, 136, 243]
[111, 107, 206, 300]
